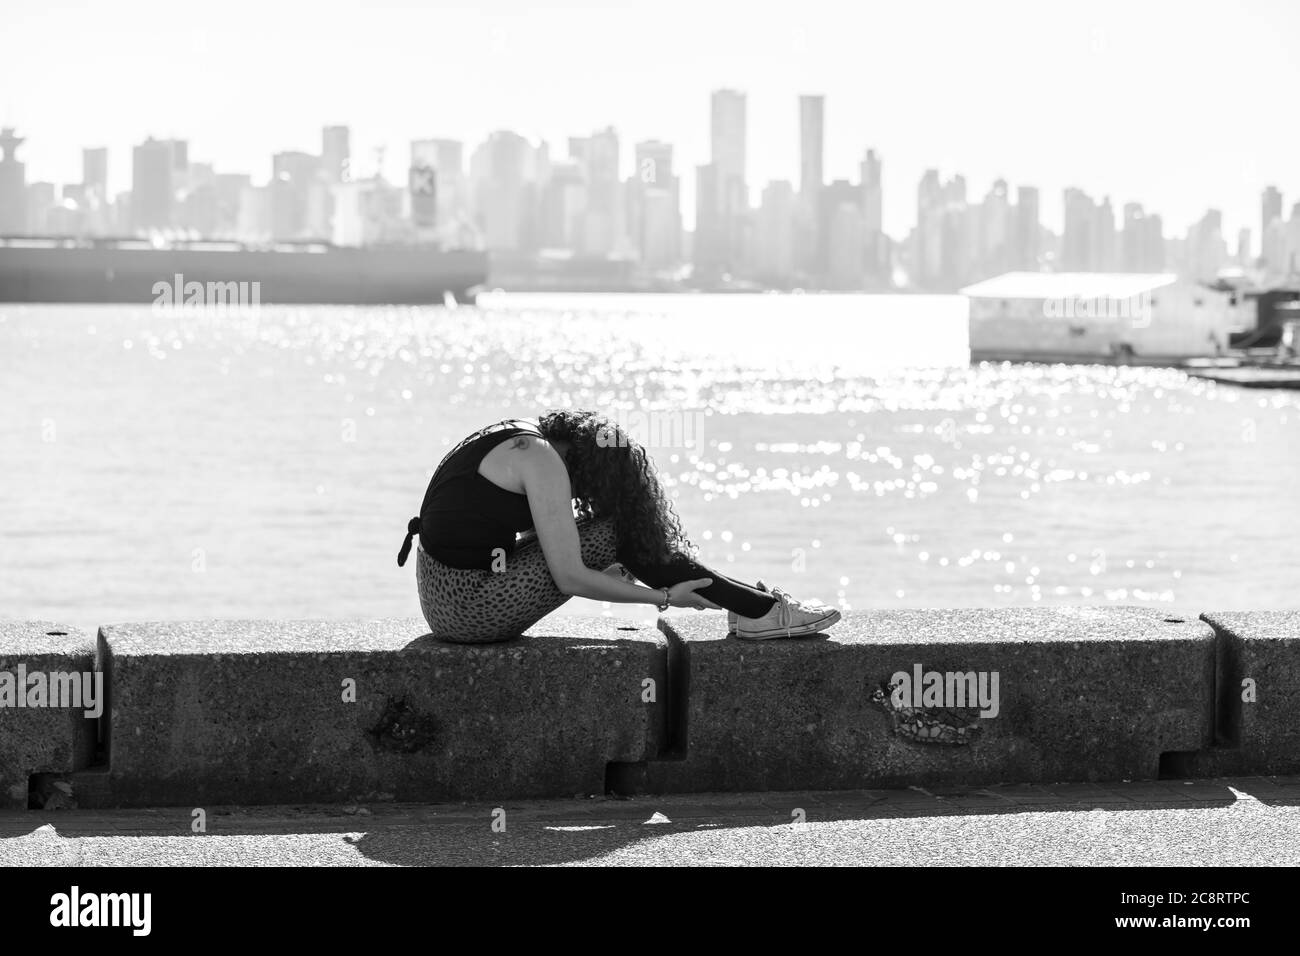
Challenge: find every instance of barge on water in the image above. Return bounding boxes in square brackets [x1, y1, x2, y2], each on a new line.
[961, 272, 1300, 384]
[0, 236, 488, 305]
[961, 272, 1251, 366]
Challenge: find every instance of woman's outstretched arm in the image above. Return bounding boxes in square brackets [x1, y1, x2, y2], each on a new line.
[516, 437, 718, 609]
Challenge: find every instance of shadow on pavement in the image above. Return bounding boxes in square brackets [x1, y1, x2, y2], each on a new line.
[3, 776, 1297, 865]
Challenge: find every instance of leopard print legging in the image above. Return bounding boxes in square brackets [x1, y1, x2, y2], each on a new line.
[416, 517, 621, 643]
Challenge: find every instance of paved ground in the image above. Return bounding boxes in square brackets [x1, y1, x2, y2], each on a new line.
[1, 776, 1298, 866]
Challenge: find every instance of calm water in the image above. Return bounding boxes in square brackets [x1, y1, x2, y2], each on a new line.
[2, 293, 1297, 634]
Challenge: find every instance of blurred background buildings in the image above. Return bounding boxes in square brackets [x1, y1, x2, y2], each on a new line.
[2, 87, 1299, 292]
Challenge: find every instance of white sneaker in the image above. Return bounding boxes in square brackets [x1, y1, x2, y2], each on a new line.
[734, 583, 841, 640]
[727, 580, 769, 636]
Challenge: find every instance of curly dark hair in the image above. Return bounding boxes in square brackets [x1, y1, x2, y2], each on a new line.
[536, 408, 692, 566]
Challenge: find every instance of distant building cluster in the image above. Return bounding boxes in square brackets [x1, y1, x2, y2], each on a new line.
[692, 91, 888, 290]
[1, 89, 1299, 291]
[0, 125, 440, 251]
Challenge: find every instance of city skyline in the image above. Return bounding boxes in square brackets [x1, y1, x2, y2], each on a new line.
[3, 0, 1298, 240]
[3, 99, 1296, 256]
[6, 102, 1297, 293]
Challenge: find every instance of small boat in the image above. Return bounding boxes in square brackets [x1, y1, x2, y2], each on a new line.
[1185, 365, 1300, 389]
[1182, 356, 1244, 369]
[1183, 316, 1300, 388]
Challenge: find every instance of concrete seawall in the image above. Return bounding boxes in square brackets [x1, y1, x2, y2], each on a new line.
[0, 608, 1296, 809]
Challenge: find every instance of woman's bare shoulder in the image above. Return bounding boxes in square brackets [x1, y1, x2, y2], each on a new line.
[485, 431, 560, 468]
[509, 432, 562, 460]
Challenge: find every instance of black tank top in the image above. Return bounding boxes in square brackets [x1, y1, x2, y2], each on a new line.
[396, 418, 541, 570]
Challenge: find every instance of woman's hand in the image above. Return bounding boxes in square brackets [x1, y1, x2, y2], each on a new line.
[667, 578, 723, 610]
[514, 442, 723, 611]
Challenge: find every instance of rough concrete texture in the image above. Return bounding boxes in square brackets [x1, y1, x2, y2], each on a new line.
[646, 606, 1214, 793]
[1196, 611, 1300, 776]
[0, 622, 98, 809]
[94, 618, 668, 807]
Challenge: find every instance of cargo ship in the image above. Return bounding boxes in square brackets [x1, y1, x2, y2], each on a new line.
[0, 236, 488, 305]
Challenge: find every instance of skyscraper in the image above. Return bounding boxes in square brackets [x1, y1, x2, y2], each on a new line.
[1262, 186, 1283, 237]
[915, 169, 944, 287]
[1286, 202, 1300, 276]
[409, 140, 442, 233]
[711, 89, 746, 189]
[693, 163, 723, 275]
[322, 126, 351, 184]
[1236, 227, 1252, 266]
[797, 94, 826, 278]
[707, 89, 747, 272]
[74, 146, 111, 235]
[980, 179, 1011, 277]
[915, 169, 967, 288]
[168, 140, 189, 173]
[1263, 215, 1287, 276]
[428, 139, 465, 226]
[1145, 213, 1165, 271]
[1187, 208, 1227, 281]
[755, 179, 796, 284]
[1013, 186, 1039, 270]
[860, 149, 884, 278]
[631, 139, 680, 269]
[470, 130, 535, 252]
[131, 137, 176, 233]
[823, 179, 864, 289]
[1121, 203, 1145, 271]
[1119, 203, 1164, 272]
[271, 150, 321, 239]
[539, 159, 585, 250]
[0, 128, 28, 234]
[213, 172, 250, 237]
[940, 177, 975, 287]
[634, 140, 673, 193]
[26, 181, 56, 235]
[176, 161, 217, 235]
[799, 95, 824, 199]
[569, 127, 621, 256]
[1061, 187, 1097, 271]
[1093, 196, 1116, 271]
[82, 147, 108, 197]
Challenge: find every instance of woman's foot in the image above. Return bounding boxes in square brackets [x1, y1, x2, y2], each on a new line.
[732, 581, 841, 640]
[727, 579, 771, 635]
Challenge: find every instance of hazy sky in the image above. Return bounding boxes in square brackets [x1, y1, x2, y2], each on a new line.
[3, 0, 1297, 240]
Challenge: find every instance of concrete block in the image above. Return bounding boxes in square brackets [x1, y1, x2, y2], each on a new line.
[644, 607, 1213, 793]
[1194, 611, 1300, 776]
[0, 622, 99, 809]
[92, 617, 668, 807]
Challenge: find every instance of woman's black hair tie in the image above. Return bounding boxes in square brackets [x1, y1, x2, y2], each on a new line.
[397, 516, 421, 567]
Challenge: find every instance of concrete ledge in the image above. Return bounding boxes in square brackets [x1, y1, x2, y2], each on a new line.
[0, 622, 98, 809]
[642, 607, 1214, 793]
[1194, 611, 1300, 776]
[8, 606, 1300, 808]
[90, 618, 668, 807]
